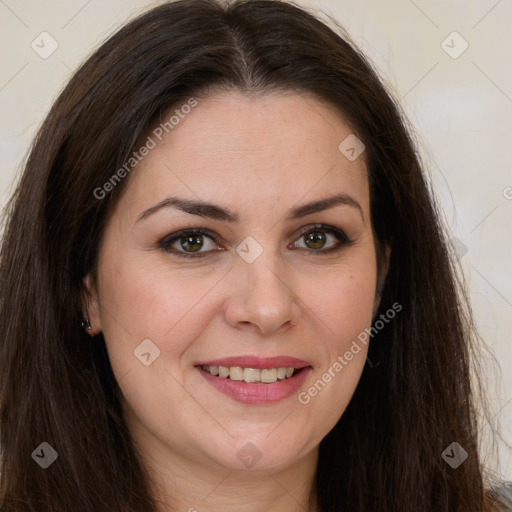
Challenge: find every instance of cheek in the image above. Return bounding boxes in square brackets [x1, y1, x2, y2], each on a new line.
[97, 250, 225, 361]
[95, 253, 224, 437]
[295, 257, 376, 415]
[304, 259, 377, 347]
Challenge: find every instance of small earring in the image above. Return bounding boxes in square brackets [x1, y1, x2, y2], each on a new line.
[81, 317, 92, 331]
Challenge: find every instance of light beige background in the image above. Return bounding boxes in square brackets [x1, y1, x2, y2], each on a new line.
[1, 0, 511, 479]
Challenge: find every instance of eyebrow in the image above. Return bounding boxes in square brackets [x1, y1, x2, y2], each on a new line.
[136, 193, 364, 223]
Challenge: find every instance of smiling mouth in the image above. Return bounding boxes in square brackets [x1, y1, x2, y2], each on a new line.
[200, 364, 302, 384]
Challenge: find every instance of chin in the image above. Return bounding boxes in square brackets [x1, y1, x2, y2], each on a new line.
[205, 433, 313, 473]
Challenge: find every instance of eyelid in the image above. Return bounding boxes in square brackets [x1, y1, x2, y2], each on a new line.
[293, 223, 347, 241]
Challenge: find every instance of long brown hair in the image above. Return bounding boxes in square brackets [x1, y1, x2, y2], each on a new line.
[0, 1, 509, 510]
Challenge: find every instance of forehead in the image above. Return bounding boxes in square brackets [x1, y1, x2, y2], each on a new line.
[117, 90, 369, 221]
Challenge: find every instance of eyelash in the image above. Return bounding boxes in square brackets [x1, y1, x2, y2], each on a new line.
[158, 224, 353, 259]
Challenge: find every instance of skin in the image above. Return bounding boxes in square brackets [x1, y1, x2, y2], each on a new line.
[84, 90, 388, 512]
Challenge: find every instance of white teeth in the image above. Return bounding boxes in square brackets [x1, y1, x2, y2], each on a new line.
[243, 368, 261, 382]
[229, 366, 244, 381]
[261, 368, 277, 383]
[218, 366, 230, 378]
[277, 367, 287, 380]
[202, 365, 297, 383]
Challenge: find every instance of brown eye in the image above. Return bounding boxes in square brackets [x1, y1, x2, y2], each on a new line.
[303, 230, 327, 250]
[159, 229, 222, 258]
[291, 224, 351, 254]
[178, 234, 205, 253]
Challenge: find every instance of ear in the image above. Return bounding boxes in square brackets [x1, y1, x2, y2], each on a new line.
[82, 274, 102, 336]
[372, 244, 391, 318]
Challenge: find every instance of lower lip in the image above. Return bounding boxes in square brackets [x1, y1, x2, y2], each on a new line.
[197, 366, 312, 405]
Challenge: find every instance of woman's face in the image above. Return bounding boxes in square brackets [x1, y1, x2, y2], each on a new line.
[86, 91, 383, 475]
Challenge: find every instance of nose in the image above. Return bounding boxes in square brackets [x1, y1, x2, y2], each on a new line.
[223, 251, 301, 336]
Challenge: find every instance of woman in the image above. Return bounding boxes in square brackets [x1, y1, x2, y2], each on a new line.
[0, 0, 510, 510]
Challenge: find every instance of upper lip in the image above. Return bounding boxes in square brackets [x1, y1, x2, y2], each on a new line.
[194, 356, 312, 369]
